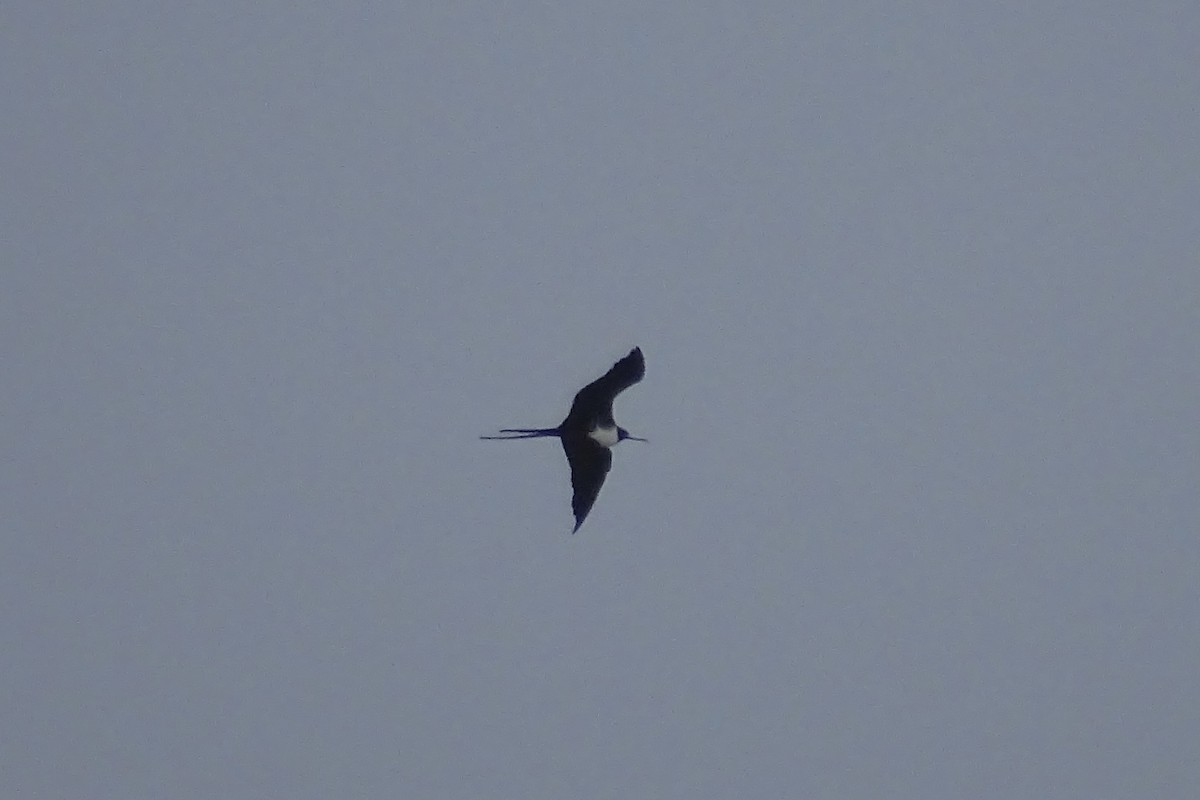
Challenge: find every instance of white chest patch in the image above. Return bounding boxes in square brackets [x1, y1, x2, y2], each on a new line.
[588, 425, 620, 448]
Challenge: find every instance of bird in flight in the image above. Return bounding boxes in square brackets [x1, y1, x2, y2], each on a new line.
[481, 347, 647, 533]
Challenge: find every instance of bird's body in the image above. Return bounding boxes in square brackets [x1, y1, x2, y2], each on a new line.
[481, 347, 646, 532]
[587, 425, 621, 448]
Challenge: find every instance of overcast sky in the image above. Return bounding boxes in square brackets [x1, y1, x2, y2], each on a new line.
[4, 2, 1198, 798]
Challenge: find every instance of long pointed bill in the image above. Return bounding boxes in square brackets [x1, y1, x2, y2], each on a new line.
[624, 435, 648, 442]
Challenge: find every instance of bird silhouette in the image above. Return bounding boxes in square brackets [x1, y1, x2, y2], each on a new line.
[481, 347, 646, 532]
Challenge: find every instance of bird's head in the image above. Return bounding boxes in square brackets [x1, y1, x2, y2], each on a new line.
[617, 427, 647, 443]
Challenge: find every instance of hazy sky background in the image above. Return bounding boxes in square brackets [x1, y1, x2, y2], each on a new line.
[5, 2, 1198, 798]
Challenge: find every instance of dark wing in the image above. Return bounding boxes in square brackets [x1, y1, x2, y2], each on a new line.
[562, 435, 613, 533]
[563, 347, 645, 429]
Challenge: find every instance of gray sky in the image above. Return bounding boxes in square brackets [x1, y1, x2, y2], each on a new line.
[4, 2, 1198, 798]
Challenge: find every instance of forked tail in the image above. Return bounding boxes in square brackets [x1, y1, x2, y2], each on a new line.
[479, 427, 561, 440]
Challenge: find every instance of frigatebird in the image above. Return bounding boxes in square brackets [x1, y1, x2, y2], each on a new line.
[481, 347, 646, 533]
